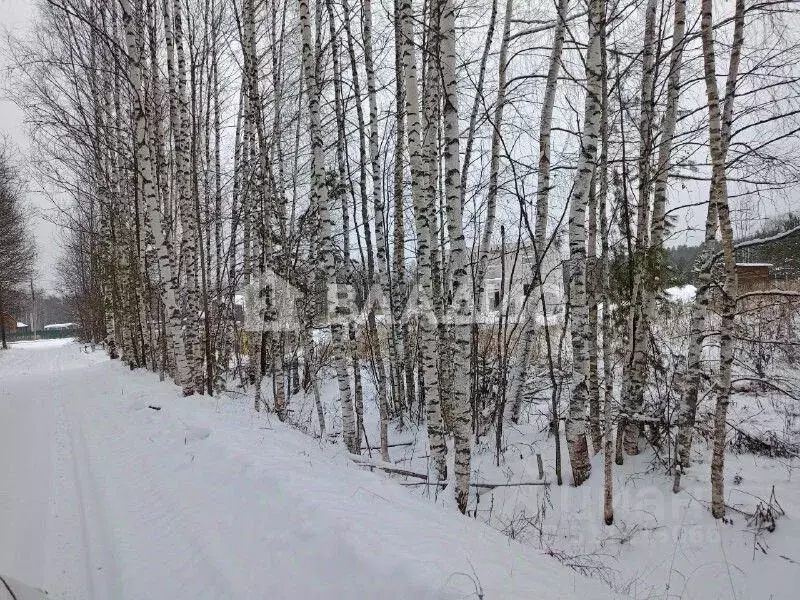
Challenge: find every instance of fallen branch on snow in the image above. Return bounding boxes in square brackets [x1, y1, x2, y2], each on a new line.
[349, 454, 551, 489]
[359, 441, 414, 451]
[728, 420, 800, 459]
[401, 481, 551, 489]
[349, 455, 429, 479]
[730, 377, 800, 402]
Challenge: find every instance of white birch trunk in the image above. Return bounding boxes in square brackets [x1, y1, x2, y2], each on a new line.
[160, 0, 198, 395]
[439, 0, 473, 513]
[597, 23, 613, 524]
[119, 0, 190, 393]
[566, 0, 604, 486]
[700, 0, 744, 519]
[398, 0, 447, 481]
[506, 0, 569, 424]
[674, 0, 743, 499]
[173, 0, 203, 393]
[362, 0, 393, 461]
[391, 0, 413, 417]
[298, 0, 356, 452]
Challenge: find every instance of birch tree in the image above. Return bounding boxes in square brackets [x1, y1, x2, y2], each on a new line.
[700, 0, 744, 519]
[438, 0, 473, 513]
[120, 0, 191, 394]
[298, 0, 357, 452]
[565, 0, 605, 486]
[674, 0, 745, 501]
[398, 0, 447, 481]
[506, 0, 569, 425]
[619, 0, 658, 456]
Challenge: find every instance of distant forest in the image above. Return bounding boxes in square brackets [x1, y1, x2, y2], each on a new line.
[3, 288, 73, 329]
[666, 213, 800, 285]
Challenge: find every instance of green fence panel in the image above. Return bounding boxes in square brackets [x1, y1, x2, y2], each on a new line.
[5, 329, 81, 342]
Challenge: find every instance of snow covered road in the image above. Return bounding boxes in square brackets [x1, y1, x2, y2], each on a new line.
[0, 340, 607, 599]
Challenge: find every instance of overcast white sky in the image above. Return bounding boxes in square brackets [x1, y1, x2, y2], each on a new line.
[1, 0, 61, 292]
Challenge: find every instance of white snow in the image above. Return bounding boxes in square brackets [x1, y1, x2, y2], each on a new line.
[15, 322, 27, 328]
[0, 340, 607, 599]
[665, 284, 697, 303]
[42, 322, 76, 330]
[326, 356, 800, 599]
[340, 388, 800, 600]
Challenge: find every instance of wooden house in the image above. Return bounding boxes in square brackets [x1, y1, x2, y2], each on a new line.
[735, 263, 772, 290]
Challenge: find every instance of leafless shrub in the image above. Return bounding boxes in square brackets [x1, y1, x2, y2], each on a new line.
[743, 487, 785, 557]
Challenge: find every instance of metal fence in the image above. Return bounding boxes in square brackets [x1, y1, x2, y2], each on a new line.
[5, 329, 81, 342]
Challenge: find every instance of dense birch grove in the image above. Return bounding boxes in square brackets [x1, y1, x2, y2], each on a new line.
[11, 0, 800, 517]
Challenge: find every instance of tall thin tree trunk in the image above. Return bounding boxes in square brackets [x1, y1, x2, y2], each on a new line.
[398, 0, 447, 481]
[298, 0, 357, 452]
[701, 0, 744, 519]
[621, 0, 658, 455]
[173, 0, 203, 394]
[598, 20, 613, 524]
[357, 0, 392, 462]
[673, 0, 743, 497]
[474, 0, 512, 437]
[587, 174, 601, 453]
[566, 0, 604, 486]
[506, 0, 569, 424]
[439, 0, 473, 513]
[120, 0, 190, 394]
[391, 0, 410, 418]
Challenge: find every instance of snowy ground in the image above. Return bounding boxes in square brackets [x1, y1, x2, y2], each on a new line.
[290, 358, 800, 599]
[361, 400, 799, 598]
[0, 339, 609, 599]
[348, 396, 800, 599]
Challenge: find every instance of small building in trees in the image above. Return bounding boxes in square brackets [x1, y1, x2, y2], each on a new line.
[735, 263, 772, 290]
[41, 323, 79, 338]
[477, 243, 565, 323]
[43, 322, 77, 331]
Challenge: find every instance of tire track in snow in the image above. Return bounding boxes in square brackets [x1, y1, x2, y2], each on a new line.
[52, 340, 122, 599]
[55, 347, 239, 599]
[0, 344, 56, 590]
[60, 404, 119, 599]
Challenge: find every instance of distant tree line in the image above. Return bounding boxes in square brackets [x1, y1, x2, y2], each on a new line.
[0, 144, 35, 349]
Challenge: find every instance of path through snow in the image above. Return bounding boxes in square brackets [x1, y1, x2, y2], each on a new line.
[0, 340, 607, 599]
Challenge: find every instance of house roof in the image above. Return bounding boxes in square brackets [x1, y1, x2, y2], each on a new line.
[43, 322, 76, 330]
